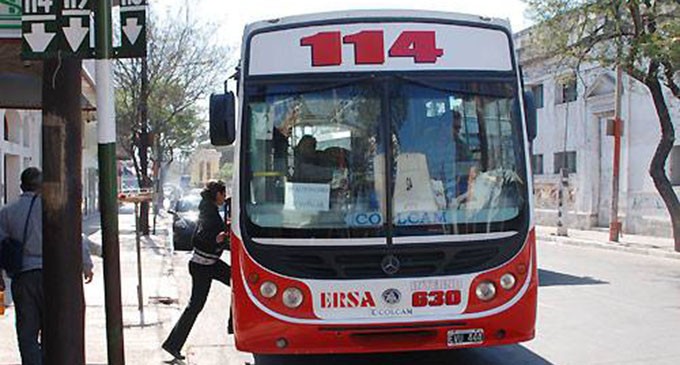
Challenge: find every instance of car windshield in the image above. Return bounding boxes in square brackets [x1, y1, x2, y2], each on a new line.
[243, 77, 527, 237]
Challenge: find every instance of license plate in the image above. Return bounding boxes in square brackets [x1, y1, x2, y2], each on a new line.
[447, 329, 484, 346]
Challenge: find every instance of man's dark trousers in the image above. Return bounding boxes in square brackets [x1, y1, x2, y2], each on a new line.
[11, 269, 44, 365]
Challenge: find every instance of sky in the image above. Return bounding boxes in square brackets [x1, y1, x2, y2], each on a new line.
[156, 0, 533, 49]
[152, 0, 533, 108]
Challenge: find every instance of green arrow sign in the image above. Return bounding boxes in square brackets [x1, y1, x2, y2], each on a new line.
[60, 0, 93, 57]
[20, 0, 146, 59]
[21, 0, 59, 58]
[114, 0, 146, 58]
[21, 0, 94, 59]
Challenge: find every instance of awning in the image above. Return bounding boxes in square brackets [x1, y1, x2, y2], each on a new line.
[0, 40, 97, 110]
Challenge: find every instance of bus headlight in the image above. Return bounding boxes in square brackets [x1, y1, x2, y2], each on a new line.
[282, 287, 304, 308]
[475, 281, 496, 301]
[500, 273, 516, 290]
[260, 281, 278, 298]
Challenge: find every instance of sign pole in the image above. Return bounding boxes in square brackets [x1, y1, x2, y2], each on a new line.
[134, 202, 144, 325]
[95, 0, 126, 364]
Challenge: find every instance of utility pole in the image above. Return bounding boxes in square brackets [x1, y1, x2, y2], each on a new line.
[609, 65, 624, 242]
[95, 0, 126, 363]
[556, 91, 571, 237]
[556, 168, 569, 236]
[42, 57, 85, 365]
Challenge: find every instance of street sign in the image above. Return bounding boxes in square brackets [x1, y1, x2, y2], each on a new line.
[61, 0, 93, 57]
[21, 0, 59, 58]
[114, 0, 146, 58]
[21, 0, 146, 59]
[22, 0, 93, 59]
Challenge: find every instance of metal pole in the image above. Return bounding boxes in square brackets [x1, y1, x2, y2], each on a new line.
[609, 65, 624, 242]
[609, 2, 624, 243]
[556, 168, 569, 236]
[139, 56, 150, 235]
[134, 202, 145, 325]
[95, 0, 126, 363]
[557, 97, 570, 237]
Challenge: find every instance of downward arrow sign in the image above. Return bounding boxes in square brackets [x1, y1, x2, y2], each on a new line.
[123, 17, 142, 45]
[24, 23, 56, 53]
[63, 18, 89, 52]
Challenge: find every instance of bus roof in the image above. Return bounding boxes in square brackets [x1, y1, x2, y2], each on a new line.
[243, 9, 512, 40]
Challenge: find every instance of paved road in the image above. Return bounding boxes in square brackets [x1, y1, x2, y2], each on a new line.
[178, 239, 680, 365]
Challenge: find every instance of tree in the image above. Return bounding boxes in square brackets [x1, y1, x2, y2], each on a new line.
[114, 4, 233, 234]
[523, 0, 680, 251]
[216, 162, 234, 182]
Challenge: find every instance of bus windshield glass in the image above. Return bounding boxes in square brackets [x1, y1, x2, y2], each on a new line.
[243, 77, 527, 237]
[389, 78, 526, 235]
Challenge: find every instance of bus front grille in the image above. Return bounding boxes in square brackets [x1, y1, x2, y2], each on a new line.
[268, 246, 501, 279]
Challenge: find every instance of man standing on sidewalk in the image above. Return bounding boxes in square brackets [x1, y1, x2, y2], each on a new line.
[0, 168, 94, 365]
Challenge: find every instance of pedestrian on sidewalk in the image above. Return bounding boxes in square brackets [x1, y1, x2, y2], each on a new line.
[162, 180, 231, 361]
[0, 167, 94, 365]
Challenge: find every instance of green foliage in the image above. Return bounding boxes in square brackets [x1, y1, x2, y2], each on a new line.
[523, 0, 680, 92]
[524, 1, 680, 244]
[114, 4, 235, 166]
[216, 163, 234, 182]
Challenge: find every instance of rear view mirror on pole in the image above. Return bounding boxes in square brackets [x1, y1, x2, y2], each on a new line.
[209, 92, 236, 146]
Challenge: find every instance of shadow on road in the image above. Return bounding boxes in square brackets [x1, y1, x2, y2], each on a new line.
[253, 344, 553, 365]
[538, 269, 608, 287]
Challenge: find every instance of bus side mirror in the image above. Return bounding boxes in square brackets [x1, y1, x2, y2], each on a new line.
[523, 91, 537, 142]
[209, 92, 236, 146]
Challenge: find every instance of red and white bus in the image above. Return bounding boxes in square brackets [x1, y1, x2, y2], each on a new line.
[210, 10, 537, 355]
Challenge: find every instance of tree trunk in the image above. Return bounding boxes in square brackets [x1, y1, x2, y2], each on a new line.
[645, 72, 680, 252]
[42, 57, 85, 365]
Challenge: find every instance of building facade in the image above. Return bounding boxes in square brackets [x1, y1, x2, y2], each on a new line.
[516, 31, 680, 237]
[0, 109, 41, 204]
[190, 148, 222, 188]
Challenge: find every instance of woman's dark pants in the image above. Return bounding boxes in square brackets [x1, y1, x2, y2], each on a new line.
[163, 260, 231, 353]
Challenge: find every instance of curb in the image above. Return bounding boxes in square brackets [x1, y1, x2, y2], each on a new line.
[537, 234, 680, 261]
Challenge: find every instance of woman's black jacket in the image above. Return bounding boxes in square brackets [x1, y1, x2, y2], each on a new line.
[192, 198, 228, 258]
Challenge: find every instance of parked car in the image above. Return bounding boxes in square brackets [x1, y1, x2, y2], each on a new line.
[168, 194, 201, 251]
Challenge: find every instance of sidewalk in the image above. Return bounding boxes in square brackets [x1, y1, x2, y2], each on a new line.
[0, 213, 182, 365]
[536, 225, 680, 260]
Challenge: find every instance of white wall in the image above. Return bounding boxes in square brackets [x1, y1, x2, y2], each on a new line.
[0, 109, 41, 204]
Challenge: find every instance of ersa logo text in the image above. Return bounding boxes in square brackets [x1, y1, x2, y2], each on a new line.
[320, 291, 376, 308]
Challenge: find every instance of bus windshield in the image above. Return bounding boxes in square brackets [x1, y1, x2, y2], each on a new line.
[243, 76, 527, 237]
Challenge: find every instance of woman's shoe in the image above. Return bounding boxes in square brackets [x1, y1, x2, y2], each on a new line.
[227, 312, 234, 334]
[162, 344, 186, 360]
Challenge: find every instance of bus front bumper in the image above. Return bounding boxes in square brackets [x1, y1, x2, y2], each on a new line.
[232, 277, 536, 355]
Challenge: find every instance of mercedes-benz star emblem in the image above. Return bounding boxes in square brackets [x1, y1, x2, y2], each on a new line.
[382, 288, 401, 305]
[381, 254, 400, 275]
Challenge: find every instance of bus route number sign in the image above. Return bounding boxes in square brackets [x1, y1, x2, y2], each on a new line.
[300, 30, 444, 66]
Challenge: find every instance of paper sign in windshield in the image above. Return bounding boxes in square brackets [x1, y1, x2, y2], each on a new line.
[251, 103, 273, 140]
[284, 182, 330, 212]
